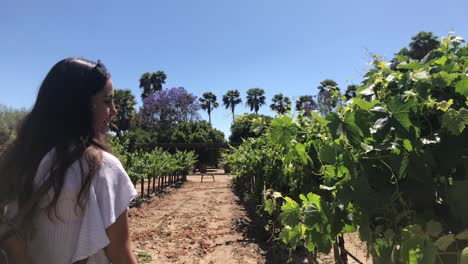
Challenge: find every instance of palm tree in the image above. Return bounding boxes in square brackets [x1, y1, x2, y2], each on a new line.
[199, 92, 219, 125]
[222, 90, 242, 122]
[150, 71, 167, 92]
[139, 72, 152, 100]
[246, 88, 266, 114]
[111, 89, 137, 137]
[139, 71, 167, 100]
[270, 93, 291, 115]
[408, 31, 440, 61]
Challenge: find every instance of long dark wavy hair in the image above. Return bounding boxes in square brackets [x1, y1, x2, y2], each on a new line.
[0, 57, 111, 220]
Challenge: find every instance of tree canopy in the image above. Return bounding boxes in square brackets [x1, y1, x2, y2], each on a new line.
[246, 88, 266, 114]
[229, 113, 272, 144]
[110, 89, 137, 137]
[270, 93, 291, 115]
[222, 90, 242, 122]
[0, 105, 28, 152]
[141, 87, 200, 128]
[139, 71, 167, 100]
[408, 31, 440, 61]
[295, 95, 317, 116]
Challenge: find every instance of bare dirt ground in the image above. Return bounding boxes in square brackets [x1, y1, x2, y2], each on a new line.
[129, 172, 371, 264]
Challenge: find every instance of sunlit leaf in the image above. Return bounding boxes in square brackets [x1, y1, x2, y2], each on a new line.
[434, 234, 455, 251]
[270, 115, 297, 147]
[456, 77, 468, 96]
[441, 108, 468, 135]
[398, 61, 424, 70]
[461, 247, 468, 264]
[280, 197, 301, 227]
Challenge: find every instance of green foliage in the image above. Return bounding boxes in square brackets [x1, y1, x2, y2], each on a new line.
[168, 121, 225, 143]
[120, 127, 159, 152]
[110, 89, 137, 137]
[226, 33, 468, 263]
[109, 136, 198, 186]
[0, 105, 28, 152]
[229, 113, 272, 144]
[121, 121, 224, 166]
[139, 71, 167, 100]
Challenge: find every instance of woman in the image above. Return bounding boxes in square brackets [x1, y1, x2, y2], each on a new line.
[0, 58, 138, 263]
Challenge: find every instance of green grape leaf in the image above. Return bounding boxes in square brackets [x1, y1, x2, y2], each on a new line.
[400, 154, 410, 178]
[436, 99, 453, 112]
[434, 234, 455, 251]
[433, 55, 448, 65]
[311, 111, 329, 126]
[426, 220, 442, 237]
[461, 247, 468, 264]
[342, 224, 357, 233]
[352, 98, 380, 111]
[280, 197, 301, 227]
[432, 71, 460, 88]
[295, 143, 311, 164]
[306, 228, 333, 253]
[270, 115, 297, 147]
[398, 61, 424, 70]
[343, 111, 364, 147]
[279, 225, 302, 249]
[264, 199, 275, 215]
[441, 108, 468, 135]
[387, 97, 413, 132]
[303, 203, 321, 227]
[403, 139, 413, 152]
[401, 234, 437, 264]
[326, 113, 343, 139]
[306, 193, 321, 208]
[456, 229, 468, 240]
[354, 109, 371, 136]
[304, 231, 316, 252]
[319, 144, 337, 164]
[456, 77, 468, 97]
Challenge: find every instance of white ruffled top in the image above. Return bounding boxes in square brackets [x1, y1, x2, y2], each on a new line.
[29, 149, 137, 264]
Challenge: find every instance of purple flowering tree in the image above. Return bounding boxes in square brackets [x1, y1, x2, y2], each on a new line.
[295, 95, 317, 117]
[316, 79, 341, 116]
[141, 87, 201, 127]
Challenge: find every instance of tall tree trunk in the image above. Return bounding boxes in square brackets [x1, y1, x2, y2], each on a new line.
[140, 178, 144, 198]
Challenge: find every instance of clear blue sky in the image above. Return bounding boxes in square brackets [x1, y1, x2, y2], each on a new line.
[1, 0, 467, 139]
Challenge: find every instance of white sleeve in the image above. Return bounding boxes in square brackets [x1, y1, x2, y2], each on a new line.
[93, 152, 137, 228]
[72, 152, 137, 262]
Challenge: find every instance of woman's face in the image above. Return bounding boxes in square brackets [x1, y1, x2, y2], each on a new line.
[90, 79, 117, 139]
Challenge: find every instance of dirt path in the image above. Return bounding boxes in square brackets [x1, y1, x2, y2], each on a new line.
[129, 173, 264, 264]
[128, 173, 371, 264]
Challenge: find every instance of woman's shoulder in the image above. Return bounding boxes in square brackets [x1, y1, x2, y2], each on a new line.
[95, 151, 127, 181]
[101, 151, 123, 168]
